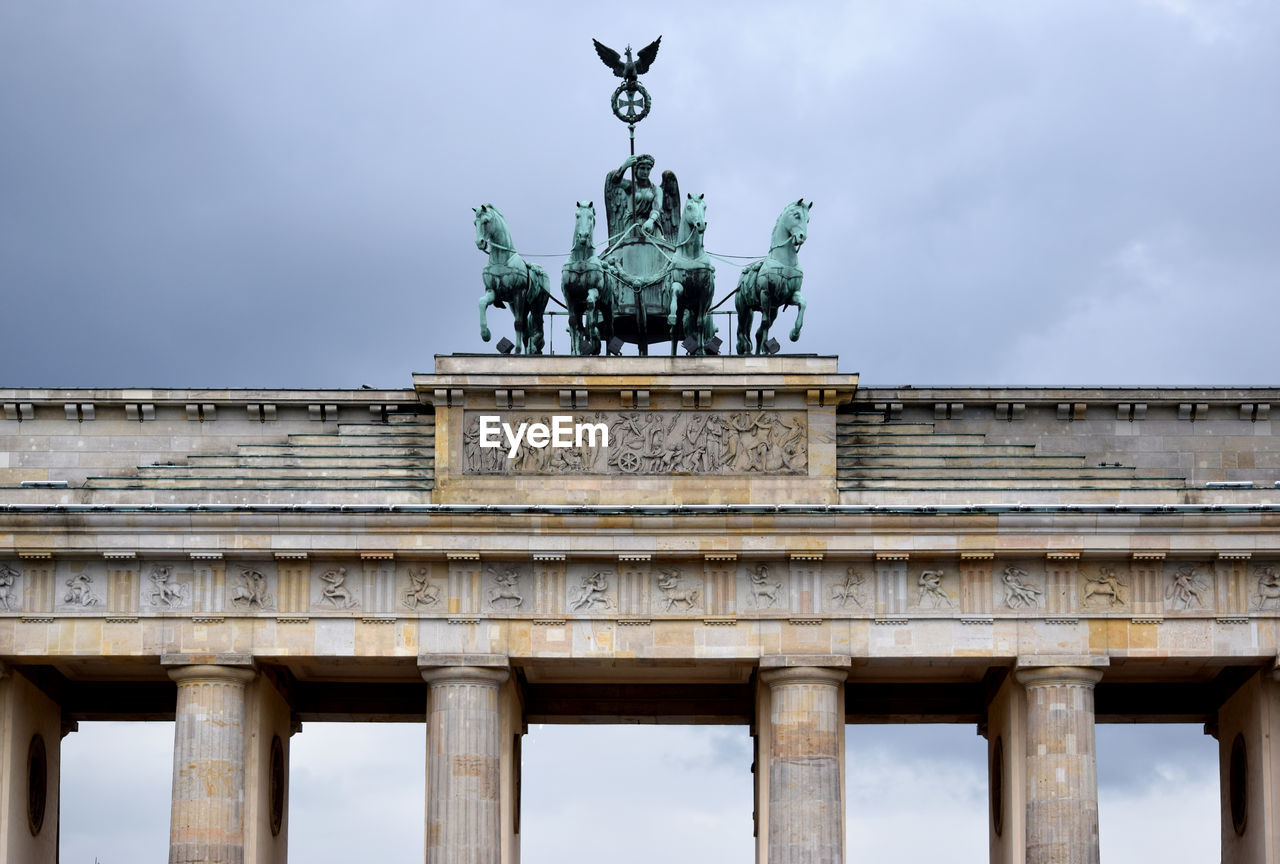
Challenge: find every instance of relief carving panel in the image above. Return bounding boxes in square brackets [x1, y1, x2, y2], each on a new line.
[461, 410, 807, 475]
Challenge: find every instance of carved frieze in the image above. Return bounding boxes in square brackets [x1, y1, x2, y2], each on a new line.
[1080, 565, 1129, 609]
[485, 564, 526, 610]
[56, 561, 104, 612]
[830, 567, 868, 610]
[0, 563, 21, 612]
[745, 564, 784, 609]
[312, 565, 360, 610]
[3, 556, 1280, 622]
[1253, 564, 1280, 610]
[403, 565, 443, 610]
[910, 566, 955, 611]
[229, 567, 275, 611]
[655, 567, 701, 613]
[998, 564, 1045, 611]
[1164, 562, 1213, 612]
[461, 410, 807, 475]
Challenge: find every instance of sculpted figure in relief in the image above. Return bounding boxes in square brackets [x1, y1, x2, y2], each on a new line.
[486, 566, 524, 609]
[656, 568, 699, 612]
[1166, 565, 1209, 610]
[1083, 567, 1127, 607]
[1254, 565, 1280, 610]
[319, 567, 358, 609]
[916, 569, 952, 609]
[831, 568, 866, 608]
[464, 410, 806, 476]
[748, 564, 783, 609]
[149, 565, 187, 607]
[404, 567, 441, 609]
[569, 571, 611, 611]
[230, 568, 273, 610]
[1001, 566, 1043, 610]
[0, 564, 19, 612]
[64, 571, 100, 607]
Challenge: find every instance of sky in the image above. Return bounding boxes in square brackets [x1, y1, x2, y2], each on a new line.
[2, 0, 1278, 389]
[3, 0, 1270, 860]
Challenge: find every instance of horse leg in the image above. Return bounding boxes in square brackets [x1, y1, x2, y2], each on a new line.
[585, 287, 601, 355]
[512, 295, 526, 354]
[668, 280, 684, 356]
[789, 290, 806, 342]
[757, 303, 778, 355]
[737, 310, 753, 355]
[479, 288, 496, 343]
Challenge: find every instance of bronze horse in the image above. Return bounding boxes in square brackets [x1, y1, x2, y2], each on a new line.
[561, 201, 610, 355]
[475, 203, 549, 354]
[736, 199, 812, 355]
[666, 194, 716, 356]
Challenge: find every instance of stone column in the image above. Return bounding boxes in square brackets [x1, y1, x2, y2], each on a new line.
[1014, 666, 1104, 864]
[758, 665, 846, 864]
[421, 661, 511, 864]
[168, 664, 257, 864]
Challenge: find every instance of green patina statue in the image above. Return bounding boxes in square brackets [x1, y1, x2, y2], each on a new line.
[735, 199, 812, 354]
[665, 193, 717, 356]
[470, 37, 817, 358]
[561, 201, 610, 355]
[474, 204, 549, 354]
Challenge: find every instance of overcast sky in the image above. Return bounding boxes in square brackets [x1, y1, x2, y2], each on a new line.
[3, 0, 1278, 388]
[4, 1, 1266, 860]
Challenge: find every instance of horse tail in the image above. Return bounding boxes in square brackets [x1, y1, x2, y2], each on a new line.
[529, 262, 551, 314]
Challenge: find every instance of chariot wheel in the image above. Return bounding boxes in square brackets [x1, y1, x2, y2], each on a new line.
[617, 450, 642, 473]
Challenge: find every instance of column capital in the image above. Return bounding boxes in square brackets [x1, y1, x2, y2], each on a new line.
[1014, 665, 1104, 689]
[419, 654, 510, 686]
[167, 664, 257, 686]
[759, 665, 849, 687]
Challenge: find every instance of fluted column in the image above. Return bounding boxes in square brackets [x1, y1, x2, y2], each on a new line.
[1014, 666, 1104, 864]
[421, 665, 510, 864]
[168, 664, 257, 864]
[759, 666, 846, 864]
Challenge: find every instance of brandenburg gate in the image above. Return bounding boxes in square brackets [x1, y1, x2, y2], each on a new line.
[2, 355, 1279, 862]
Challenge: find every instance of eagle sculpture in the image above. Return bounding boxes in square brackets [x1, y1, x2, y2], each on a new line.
[592, 36, 662, 85]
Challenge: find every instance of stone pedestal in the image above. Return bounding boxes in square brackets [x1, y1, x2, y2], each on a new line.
[168, 664, 257, 864]
[422, 661, 512, 864]
[756, 665, 846, 864]
[1216, 667, 1280, 864]
[1014, 666, 1103, 864]
[0, 664, 62, 864]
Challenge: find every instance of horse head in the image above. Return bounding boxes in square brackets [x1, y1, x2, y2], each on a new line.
[774, 198, 813, 253]
[473, 203, 508, 254]
[573, 201, 595, 251]
[682, 193, 707, 238]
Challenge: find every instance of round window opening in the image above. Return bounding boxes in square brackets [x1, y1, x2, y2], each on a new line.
[990, 736, 1004, 838]
[1230, 733, 1248, 836]
[27, 733, 47, 836]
